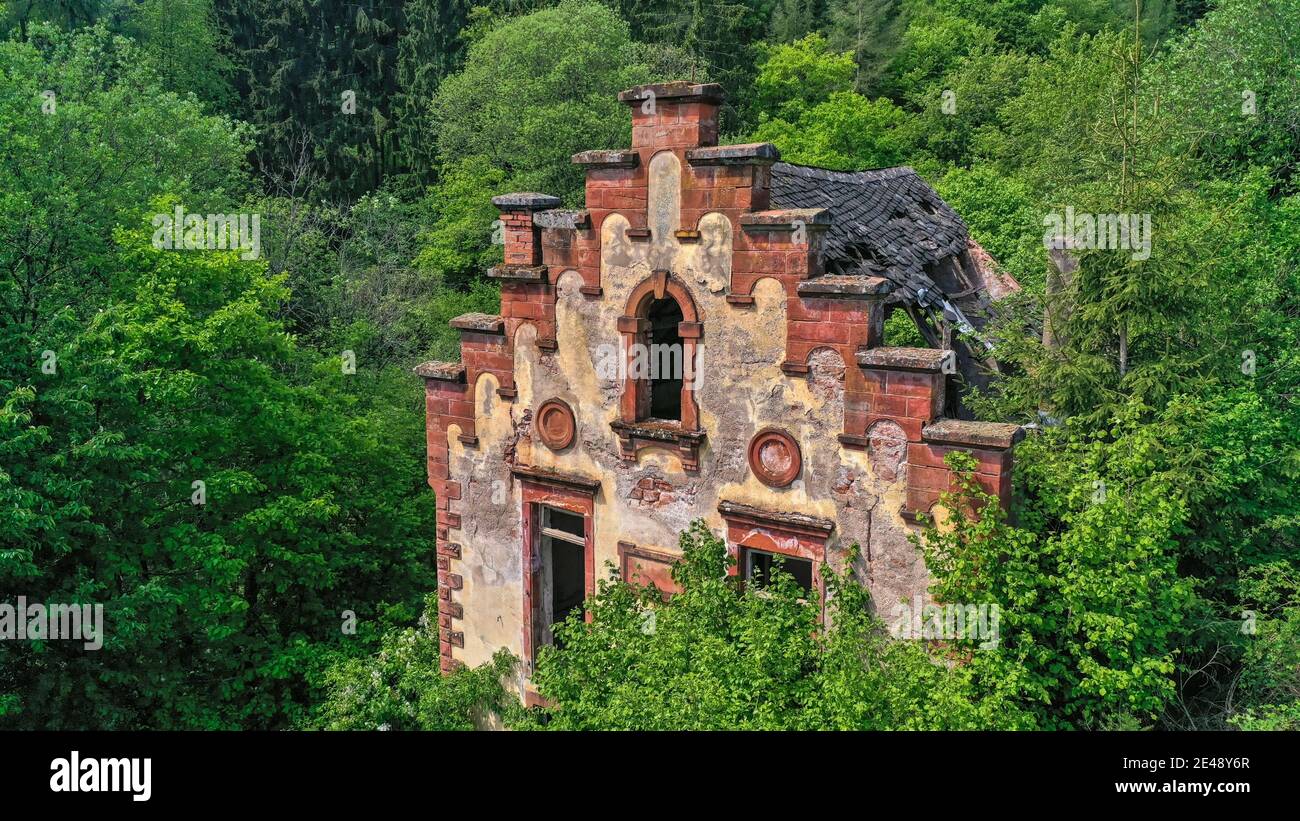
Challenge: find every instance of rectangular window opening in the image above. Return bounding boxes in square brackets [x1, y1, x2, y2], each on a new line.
[741, 548, 813, 594]
[536, 505, 588, 652]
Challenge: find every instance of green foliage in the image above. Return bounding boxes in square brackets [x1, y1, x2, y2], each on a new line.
[393, 0, 475, 186]
[749, 35, 917, 169]
[519, 521, 1027, 729]
[881, 5, 997, 99]
[3, 0, 1297, 733]
[611, 0, 769, 128]
[928, 378, 1300, 729]
[754, 90, 914, 171]
[1, 220, 439, 728]
[0, 29, 437, 728]
[415, 157, 508, 285]
[909, 48, 1034, 170]
[317, 597, 516, 730]
[752, 34, 857, 122]
[430, 0, 661, 205]
[934, 166, 1044, 286]
[921, 445, 1194, 727]
[1227, 561, 1300, 729]
[883, 307, 927, 347]
[414, 0, 677, 292]
[218, 0, 407, 200]
[770, 0, 826, 44]
[1154, 0, 1300, 187]
[824, 0, 906, 92]
[0, 24, 252, 338]
[122, 0, 236, 109]
[1230, 608, 1300, 729]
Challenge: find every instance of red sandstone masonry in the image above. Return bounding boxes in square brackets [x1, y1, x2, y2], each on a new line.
[847, 346, 1019, 520]
[418, 81, 1025, 675]
[902, 420, 1023, 518]
[493, 193, 558, 266]
[417, 371, 469, 672]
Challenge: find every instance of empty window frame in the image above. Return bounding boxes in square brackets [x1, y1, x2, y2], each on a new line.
[537, 505, 587, 650]
[740, 547, 813, 594]
[644, 296, 684, 421]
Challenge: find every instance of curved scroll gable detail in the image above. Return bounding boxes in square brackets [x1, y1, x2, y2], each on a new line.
[416, 79, 1027, 683]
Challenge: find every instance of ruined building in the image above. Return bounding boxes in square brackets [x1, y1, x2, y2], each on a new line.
[417, 82, 1023, 699]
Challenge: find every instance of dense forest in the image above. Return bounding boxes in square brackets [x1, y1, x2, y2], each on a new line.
[0, 0, 1296, 730]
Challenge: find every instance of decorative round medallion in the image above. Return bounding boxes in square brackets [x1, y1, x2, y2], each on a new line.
[536, 399, 576, 451]
[747, 428, 802, 487]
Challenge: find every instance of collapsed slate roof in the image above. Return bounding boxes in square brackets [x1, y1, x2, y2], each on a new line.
[539, 155, 1017, 377]
[769, 161, 1016, 344]
[770, 162, 968, 281]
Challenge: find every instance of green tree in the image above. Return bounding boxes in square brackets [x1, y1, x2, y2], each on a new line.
[1154, 0, 1300, 188]
[122, 0, 235, 109]
[316, 596, 516, 730]
[0, 26, 439, 729]
[430, 0, 663, 205]
[824, 0, 906, 92]
[748, 35, 917, 169]
[921, 447, 1196, 727]
[392, 0, 475, 188]
[520, 521, 1025, 729]
[219, 0, 406, 200]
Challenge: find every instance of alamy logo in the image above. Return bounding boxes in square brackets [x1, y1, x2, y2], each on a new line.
[1043, 206, 1151, 261]
[890, 596, 1001, 649]
[50, 751, 151, 802]
[0, 596, 103, 650]
[594, 341, 704, 389]
[152, 206, 261, 260]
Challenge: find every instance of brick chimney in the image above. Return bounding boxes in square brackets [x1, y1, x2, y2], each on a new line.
[618, 81, 723, 151]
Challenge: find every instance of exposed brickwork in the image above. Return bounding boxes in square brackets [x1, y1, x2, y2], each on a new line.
[416, 79, 1022, 676]
[629, 476, 676, 508]
[420, 371, 470, 673]
[903, 423, 1020, 519]
[900, 421, 1024, 517]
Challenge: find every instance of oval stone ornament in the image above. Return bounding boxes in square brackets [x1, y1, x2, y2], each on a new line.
[537, 399, 576, 451]
[748, 428, 801, 487]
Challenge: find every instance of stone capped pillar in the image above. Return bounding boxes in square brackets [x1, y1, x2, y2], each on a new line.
[905, 419, 1024, 517]
[490, 193, 562, 355]
[849, 346, 952, 446]
[492, 192, 560, 267]
[619, 81, 723, 152]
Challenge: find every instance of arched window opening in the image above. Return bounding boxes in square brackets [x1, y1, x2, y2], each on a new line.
[646, 297, 683, 421]
[615, 271, 703, 465]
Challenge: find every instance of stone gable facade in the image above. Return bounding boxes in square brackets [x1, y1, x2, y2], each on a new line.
[417, 81, 1022, 699]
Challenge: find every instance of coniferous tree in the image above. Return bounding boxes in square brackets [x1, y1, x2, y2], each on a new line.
[824, 0, 906, 92]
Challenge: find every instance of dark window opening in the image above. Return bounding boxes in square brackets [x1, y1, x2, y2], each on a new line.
[645, 297, 683, 421]
[538, 506, 586, 650]
[741, 548, 813, 594]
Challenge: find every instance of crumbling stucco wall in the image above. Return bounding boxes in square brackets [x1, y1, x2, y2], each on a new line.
[452, 197, 931, 673]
